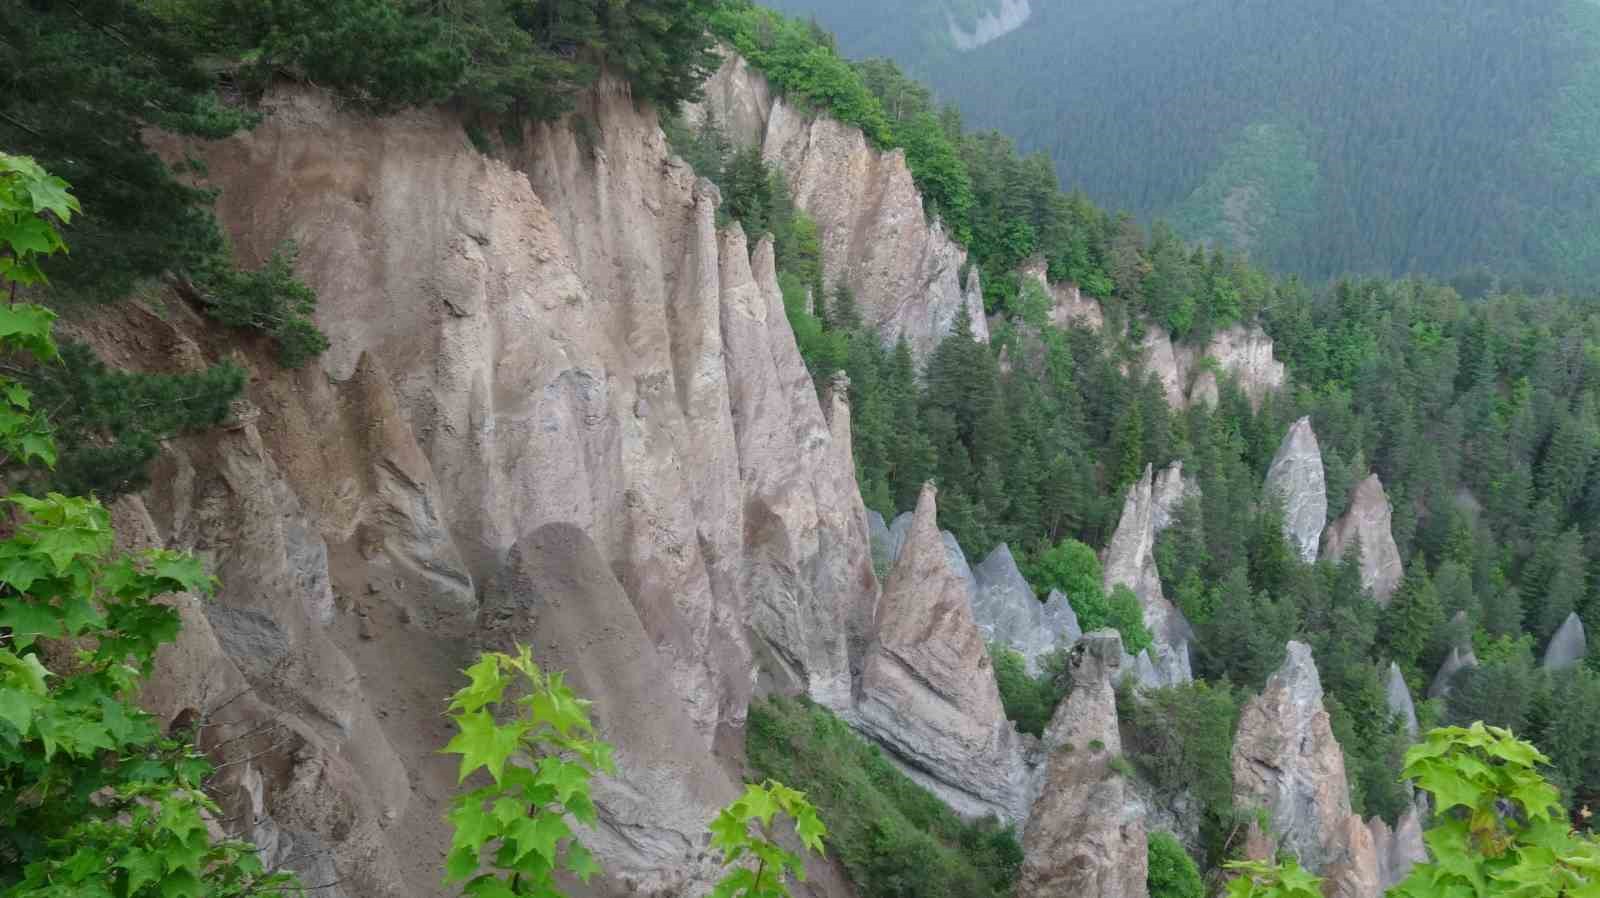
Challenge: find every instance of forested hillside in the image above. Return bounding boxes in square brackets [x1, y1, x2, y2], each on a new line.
[768, 0, 1600, 290]
[700, 0, 1600, 853]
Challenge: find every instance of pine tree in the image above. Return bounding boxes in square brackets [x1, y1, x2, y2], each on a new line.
[1381, 555, 1444, 677]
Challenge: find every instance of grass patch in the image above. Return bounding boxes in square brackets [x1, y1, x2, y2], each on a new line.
[746, 696, 1023, 898]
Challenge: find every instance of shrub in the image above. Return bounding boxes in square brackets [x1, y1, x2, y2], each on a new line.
[1147, 832, 1204, 898]
[990, 644, 1071, 736]
[746, 697, 1022, 898]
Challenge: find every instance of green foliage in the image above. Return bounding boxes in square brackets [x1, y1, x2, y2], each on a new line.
[1024, 541, 1152, 653]
[0, 153, 81, 293]
[439, 647, 616, 895]
[1121, 681, 1238, 825]
[746, 697, 1022, 898]
[989, 644, 1071, 737]
[0, 286, 298, 895]
[1147, 832, 1204, 898]
[709, 781, 828, 898]
[1223, 859, 1323, 898]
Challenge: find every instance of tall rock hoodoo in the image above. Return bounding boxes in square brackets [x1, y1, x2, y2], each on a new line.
[1018, 631, 1148, 898]
[853, 484, 1033, 821]
[691, 54, 988, 359]
[1232, 643, 1381, 898]
[1265, 417, 1329, 563]
[1104, 464, 1194, 686]
[1321, 474, 1405, 604]
[1383, 662, 1420, 740]
[972, 543, 1081, 673]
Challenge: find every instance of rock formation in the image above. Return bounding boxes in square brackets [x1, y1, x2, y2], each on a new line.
[1187, 325, 1287, 409]
[972, 543, 1080, 673]
[1428, 645, 1480, 700]
[1266, 417, 1328, 563]
[1152, 460, 1198, 533]
[693, 54, 988, 359]
[1104, 464, 1194, 685]
[1544, 612, 1588, 671]
[1384, 662, 1419, 740]
[1368, 805, 1429, 890]
[1321, 474, 1404, 604]
[1018, 631, 1148, 898]
[868, 509, 893, 571]
[853, 484, 1033, 821]
[115, 72, 885, 896]
[1233, 642, 1380, 898]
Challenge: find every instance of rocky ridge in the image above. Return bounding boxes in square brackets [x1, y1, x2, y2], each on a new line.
[690, 53, 989, 359]
[971, 543, 1082, 674]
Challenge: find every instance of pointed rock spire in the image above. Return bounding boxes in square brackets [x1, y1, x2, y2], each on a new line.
[1427, 645, 1480, 700]
[1104, 464, 1193, 684]
[1384, 662, 1419, 740]
[1322, 474, 1404, 604]
[1232, 642, 1381, 897]
[1543, 612, 1588, 671]
[1265, 417, 1328, 563]
[853, 484, 1031, 821]
[1018, 630, 1148, 898]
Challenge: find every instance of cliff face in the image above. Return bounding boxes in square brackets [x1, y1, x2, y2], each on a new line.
[106, 75, 883, 898]
[691, 53, 989, 359]
[1321, 474, 1404, 605]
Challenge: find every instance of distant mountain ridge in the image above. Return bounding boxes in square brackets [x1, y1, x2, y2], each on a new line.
[769, 0, 1600, 290]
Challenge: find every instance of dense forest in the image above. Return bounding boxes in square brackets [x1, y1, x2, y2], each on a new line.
[768, 0, 1600, 291]
[694, 1, 1600, 872]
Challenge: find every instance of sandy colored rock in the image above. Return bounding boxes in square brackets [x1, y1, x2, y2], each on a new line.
[1233, 642, 1377, 895]
[1322, 474, 1404, 604]
[1196, 325, 1286, 409]
[1266, 417, 1329, 563]
[113, 73, 881, 897]
[1368, 804, 1429, 890]
[1018, 630, 1147, 898]
[693, 53, 988, 359]
[853, 484, 1032, 822]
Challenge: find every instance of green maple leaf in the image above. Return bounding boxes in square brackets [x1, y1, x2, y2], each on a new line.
[525, 685, 589, 737]
[564, 839, 602, 883]
[1412, 761, 1480, 815]
[0, 650, 50, 693]
[537, 756, 591, 804]
[462, 875, 519, 898]
[442, 710, 526, 784]
[0, 600, 63, 645]
[118, 847, 166, 895]
[794, 806, 827, 854]
[709, 807, 749, 853]
[444, 845, 481, 884]
[739, 783, 780, 826]
[507, 813, 569, 865]
[0, 684, 42, 734]
[491, 797, 526, 827]
[0, 304, 59, 362]
[450, 654, 510, 714]
[448, 797, 502, 857]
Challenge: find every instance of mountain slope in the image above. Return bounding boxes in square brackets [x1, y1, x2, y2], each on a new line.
[769, 0, 1600, 288]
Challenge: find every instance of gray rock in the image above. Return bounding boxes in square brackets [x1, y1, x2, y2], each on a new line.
[1543, 612, 1588, 671]
[1151, 461, 1198, 534]
[972, 543, 1076, 674]
[1384, 662, 1419, 740]
[867, 509, 893, 571]
[853, 484, 1033, 822]
[887, 511, 915, 564]
[1019, 630, 1148, 898]
[1322, 474, 1405, 605]
[1041, 589, 1083, 650]
[1427, 646, 1480, 700]
[1233, 642, 1380, 897]
[1265, 417, 1328, 563]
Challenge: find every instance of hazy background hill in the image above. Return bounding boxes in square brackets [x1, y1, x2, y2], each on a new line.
[767, 0, 1600, 291]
